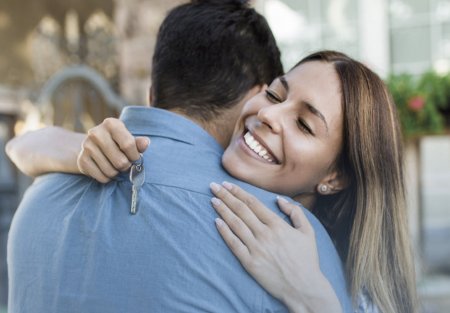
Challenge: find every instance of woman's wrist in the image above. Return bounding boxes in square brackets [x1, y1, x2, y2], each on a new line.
[283, 272, 343, 313]
[38, 127, 85, 175]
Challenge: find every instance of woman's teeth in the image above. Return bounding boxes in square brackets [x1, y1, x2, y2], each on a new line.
[244, 132, 275, 163]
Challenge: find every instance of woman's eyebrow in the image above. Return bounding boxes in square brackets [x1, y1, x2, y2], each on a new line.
[279, 76, 289, 92]
[280, 75, 329, 134]
[302, 101, 329, 134]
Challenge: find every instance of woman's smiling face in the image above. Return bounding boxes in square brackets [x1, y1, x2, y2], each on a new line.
[222, 61, 344, 199]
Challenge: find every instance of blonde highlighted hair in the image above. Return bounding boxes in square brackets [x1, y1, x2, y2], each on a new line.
[296, 51, 418, 312]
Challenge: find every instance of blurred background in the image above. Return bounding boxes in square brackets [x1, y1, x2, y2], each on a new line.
[0, 0, 449, 312]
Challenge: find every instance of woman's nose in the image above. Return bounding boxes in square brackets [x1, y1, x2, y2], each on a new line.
[257, 104, 283, 133]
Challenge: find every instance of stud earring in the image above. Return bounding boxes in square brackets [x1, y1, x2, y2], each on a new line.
[319, 184, 328, 193]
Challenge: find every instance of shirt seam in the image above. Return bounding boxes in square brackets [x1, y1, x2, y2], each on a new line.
[119, 179, 213, 198]
[118, 180, 291, 223]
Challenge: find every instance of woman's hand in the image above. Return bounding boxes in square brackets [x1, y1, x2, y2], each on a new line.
[210, 182, 342, 313]
[77, 118, 150, 183]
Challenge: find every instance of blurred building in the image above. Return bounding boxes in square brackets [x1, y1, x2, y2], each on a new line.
[0, 0, 449, 311]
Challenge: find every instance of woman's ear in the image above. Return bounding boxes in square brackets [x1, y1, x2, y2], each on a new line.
[317, 170, 348, 195]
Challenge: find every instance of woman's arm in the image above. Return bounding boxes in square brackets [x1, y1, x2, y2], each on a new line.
[6, 118, 149, 182]
[210, 182, 343, 313]
[6, 126, 85, 177]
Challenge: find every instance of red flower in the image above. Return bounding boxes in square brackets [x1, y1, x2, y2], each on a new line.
[407, 95, 425, 112]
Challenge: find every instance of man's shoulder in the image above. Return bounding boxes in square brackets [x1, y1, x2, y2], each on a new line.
[32, 172, 92, 188]
[143, 139, 331, 229]
[22, 172, 95, 203]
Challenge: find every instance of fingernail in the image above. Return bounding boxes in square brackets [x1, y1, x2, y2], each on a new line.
[210, 182, 221, 193]
[211, 197, 221, 206]
[222, 181, 233, 190]
[215, 218, 225, 227]
[277, 196, 289, 203]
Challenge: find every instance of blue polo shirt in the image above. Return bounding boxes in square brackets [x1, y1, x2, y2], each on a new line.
[8, 107, 352, 313]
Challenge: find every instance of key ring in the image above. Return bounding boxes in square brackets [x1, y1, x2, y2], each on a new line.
[132, 154, 144, 172]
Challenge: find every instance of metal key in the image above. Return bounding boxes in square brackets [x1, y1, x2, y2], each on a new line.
[129, 155, 145, 215]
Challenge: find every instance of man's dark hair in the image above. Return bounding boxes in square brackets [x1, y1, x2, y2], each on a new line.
[151, 0, 283, 121]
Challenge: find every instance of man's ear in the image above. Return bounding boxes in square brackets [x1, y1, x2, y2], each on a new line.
[235, 84, 266, 112]
[246, 84, 265, 99]
[316, 170, 348, 195]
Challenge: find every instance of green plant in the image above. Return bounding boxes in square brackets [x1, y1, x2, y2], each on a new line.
[387, 71, 450, 138]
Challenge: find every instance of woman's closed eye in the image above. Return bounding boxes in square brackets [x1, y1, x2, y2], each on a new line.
[297, 118, 313, 135]
[265, 89, 282, 103]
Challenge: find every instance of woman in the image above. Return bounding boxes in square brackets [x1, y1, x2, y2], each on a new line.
[213, 51, 418, 312]
[7, 51, 418, 312]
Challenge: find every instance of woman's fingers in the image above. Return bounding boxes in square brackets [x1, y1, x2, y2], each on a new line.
[211, 196, 256, 249]
[83, 140, 120, 177]
[88, 121, 133, 171]
[221, 182, 279, 226]
[80, 127, 127, 174]
[136, 136, 150, 153]
[103, 118, 142, 162]
[277, 197, 313, 234]
[214, 217, 251, 263]
[77, 118, 150, 182]
[77, 155, 112, 183]
[210, 182, 265, 234]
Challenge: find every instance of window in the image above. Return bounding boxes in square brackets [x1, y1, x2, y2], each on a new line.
[389, 0, 450, 74]
[261, 0, 360, 69]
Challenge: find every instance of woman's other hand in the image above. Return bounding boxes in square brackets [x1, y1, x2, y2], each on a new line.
[210, 182, 342, 313]
[77, 118, 150, 183]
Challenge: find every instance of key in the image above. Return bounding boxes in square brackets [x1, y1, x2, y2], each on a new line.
[129, 155, 145, 215]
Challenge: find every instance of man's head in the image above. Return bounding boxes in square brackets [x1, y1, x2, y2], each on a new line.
[150, 0, 283, 123]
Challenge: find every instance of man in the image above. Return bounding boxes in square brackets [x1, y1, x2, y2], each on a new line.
[7, 1, 351, 312]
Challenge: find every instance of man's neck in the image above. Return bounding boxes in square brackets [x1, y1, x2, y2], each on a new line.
[168, 108, 236, 149]
[152, 85, 262, 149]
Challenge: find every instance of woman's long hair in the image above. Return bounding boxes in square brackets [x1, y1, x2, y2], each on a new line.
[295, 51, 418, 313]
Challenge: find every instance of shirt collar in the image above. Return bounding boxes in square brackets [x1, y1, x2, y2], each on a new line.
[119, 106, 224, 154]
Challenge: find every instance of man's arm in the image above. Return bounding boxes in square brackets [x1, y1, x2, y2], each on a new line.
[5, 126, 84, 177]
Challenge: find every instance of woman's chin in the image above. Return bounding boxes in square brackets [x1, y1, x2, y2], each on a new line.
[222, 151, 247, 180]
